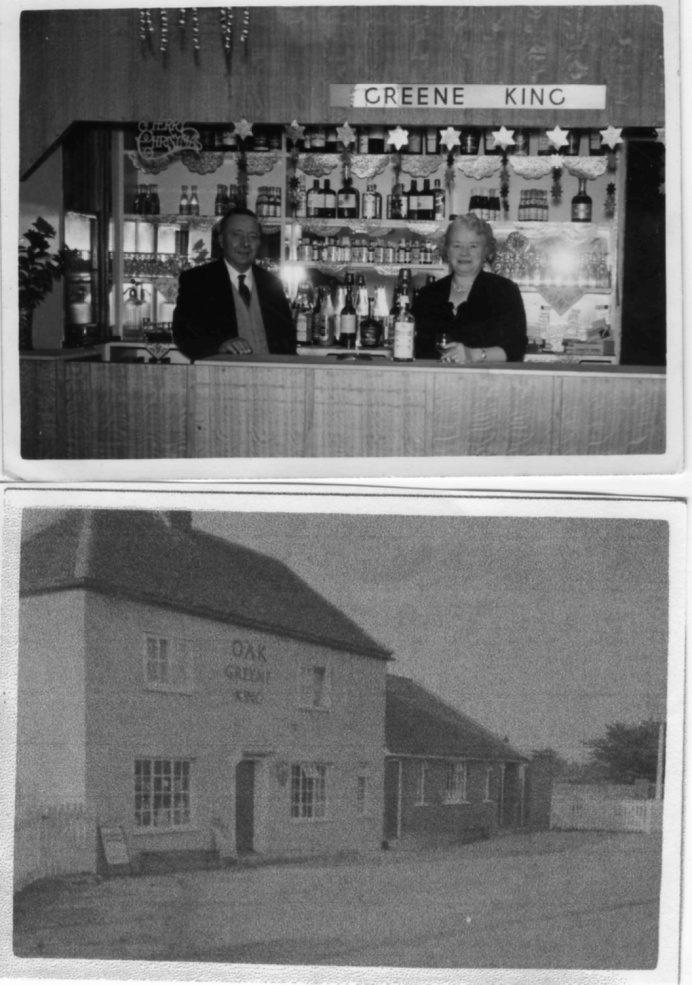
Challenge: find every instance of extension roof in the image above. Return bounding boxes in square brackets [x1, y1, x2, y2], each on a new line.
[20, 510, 392, 661]
[386, 674, 527, 762]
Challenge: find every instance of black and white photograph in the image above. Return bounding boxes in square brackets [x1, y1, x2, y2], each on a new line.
[1, 488, 685, 980]
[2, 1, 681, 479]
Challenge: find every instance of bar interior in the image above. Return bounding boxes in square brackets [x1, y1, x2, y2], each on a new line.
[18, 6, 667, 460]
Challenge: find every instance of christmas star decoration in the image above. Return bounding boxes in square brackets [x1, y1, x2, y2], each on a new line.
[387, 126, 409, 151]
[492, 126, 516, 151]
[599, 125, 623, 150]
[439, 127, 461, 153]
[285, 120, 305, 145]
[336, 122, 357, 148]
[545, 126, 570, 151]
[232, 117, 254, 142]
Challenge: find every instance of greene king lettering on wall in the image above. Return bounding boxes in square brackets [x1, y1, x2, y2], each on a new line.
[224, 639, 269, 705]
[330, 84, 606, 110]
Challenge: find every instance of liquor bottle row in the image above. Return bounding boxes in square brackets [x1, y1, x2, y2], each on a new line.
[295, 235, 442, 266]
[298, 175, 446, 221]
[470, 179, 593, 224]
[292, 270, 421, 360]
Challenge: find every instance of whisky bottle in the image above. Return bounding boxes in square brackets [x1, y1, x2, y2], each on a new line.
[571, 178, 592, 222]
[189, 185, 200, 216]
[359, 296, 382, 348]
[336, 169, 360, 219]
[339, 286, 357, 349]
[322, 179, 337, 219]
[393, 297, 415, 361]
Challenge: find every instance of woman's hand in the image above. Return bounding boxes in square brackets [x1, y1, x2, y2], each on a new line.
[440, 342, 471, 363]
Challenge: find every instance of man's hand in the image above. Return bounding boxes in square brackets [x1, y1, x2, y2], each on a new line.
[218, 337, 253, 355]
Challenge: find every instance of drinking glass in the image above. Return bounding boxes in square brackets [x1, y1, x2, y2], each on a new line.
[435, 333, 449, 360]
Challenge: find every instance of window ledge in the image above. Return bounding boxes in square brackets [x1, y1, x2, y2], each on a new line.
[131, 825, 200, 836]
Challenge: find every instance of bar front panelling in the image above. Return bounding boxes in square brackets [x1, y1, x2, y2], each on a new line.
[20, 6, 665, 177]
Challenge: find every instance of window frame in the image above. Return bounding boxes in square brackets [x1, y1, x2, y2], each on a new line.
[297, 662, 331, 711]
[484, 765, 495, 802]
[290, 763, 329, 822]
[444, 760, 468, 804]
[414, 761, 429, 806]
[134, 757, 193, 831]
[143, 633, 194, 694]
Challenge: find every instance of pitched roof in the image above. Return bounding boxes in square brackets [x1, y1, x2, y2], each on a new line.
[20, 510, 392, 661]
[386, 674, 527, 761]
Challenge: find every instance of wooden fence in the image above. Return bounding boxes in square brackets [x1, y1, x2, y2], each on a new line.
[550, 795, 663, 834]
[14, 803, 97, 892]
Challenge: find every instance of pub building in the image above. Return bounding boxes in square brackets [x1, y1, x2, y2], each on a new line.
[16, 509, 531, 879]
[18, 6, 668, 460]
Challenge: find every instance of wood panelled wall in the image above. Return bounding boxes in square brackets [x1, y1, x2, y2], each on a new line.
[20, 6, 665, 177]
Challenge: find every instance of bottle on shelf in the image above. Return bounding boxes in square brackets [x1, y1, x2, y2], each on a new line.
[484, 128, 501, 155]
[355, 274, 369, 327]
[433, 179, 446, 220]
[537, 131, 552, 156]
[148, 185, 160, 215]
[292, 280, 314, 345]
[388, 182, 408, 220]
[322, 179, 337, 219]
[512, 129, 530, 156]
[134, 184, 147, 215]
[214, 184, 228, 216]
[306, 179, 322, 219]
[317, 287, 336, 346]
[393, 296, 415, 361]
[407, 180, 420, 220]
[571, 177, 593, 222]
[418, 179, 435, 220]
[375, 286, 390, 342]
[368, 126, 386, 154]
[460, 129, 480, 155]
[386, 286, 401, 347]
[357, 128, 370, 154]
[589, 130, 604, 156]
[326, 127, 339, 153]
[310, 126, 326, 150]
[179, 185, 190, 215]
[339, 282, 357, 349]
[397, 267, 413, 306]
[255, 186, 268, 218]
[425, 127, 438, 154]
[336, 168, 360, 219]
[189, 185, 200, 216]
[363, 184, 382, 220]
[359, 296, 382, 348]
[488, 187, 501, 222]
[408, 128, 422, 154]
[564, 130, 582, 156]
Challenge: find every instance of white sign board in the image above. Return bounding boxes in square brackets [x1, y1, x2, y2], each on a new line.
[330, 84, 607, 111]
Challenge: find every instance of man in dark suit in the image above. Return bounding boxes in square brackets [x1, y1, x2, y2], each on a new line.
[172, 207, 296, 361]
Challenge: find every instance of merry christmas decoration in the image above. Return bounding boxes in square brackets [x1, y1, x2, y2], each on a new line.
[599, 125, 623, 150]
[545, 125, 570, 151]
[387, 127, 409, 152]
[492, 126, 516, 152]
[439, 127, 461, 153]
[336, 122, 357, 149]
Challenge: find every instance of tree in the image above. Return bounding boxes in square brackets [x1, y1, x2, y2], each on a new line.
[582, 720, 661, 785]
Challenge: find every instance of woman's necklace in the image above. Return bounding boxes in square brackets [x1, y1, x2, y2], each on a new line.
[451, 281, 471, 300]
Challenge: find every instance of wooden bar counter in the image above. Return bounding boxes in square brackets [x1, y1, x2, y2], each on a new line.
[20, 354, 666, 460]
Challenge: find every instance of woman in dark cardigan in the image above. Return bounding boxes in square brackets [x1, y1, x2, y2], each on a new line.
[412, 214, 528, 363]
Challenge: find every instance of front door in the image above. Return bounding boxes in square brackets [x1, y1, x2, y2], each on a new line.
[235, 759, 255, 854]
[384, 759, 401, 842]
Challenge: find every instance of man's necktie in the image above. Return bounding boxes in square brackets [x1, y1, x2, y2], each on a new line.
[237, 274, 252, 308]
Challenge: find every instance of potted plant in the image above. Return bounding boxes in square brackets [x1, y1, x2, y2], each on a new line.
[18, 217, 73, 350]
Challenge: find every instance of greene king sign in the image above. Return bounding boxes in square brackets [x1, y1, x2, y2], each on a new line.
[330, 84, 606, 110]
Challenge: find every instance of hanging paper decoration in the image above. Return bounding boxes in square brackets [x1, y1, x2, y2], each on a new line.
[551, 167, 562, 205]
[387, 127, 409, 152]
[599, 125, 623, 150]
[140, 9, 154, 47]
[439, 127, 461, 154]
[491, 126, 516, 152]
[604, 182, 616, 219]
[285, 120, 306, 148]
[232, 117, 254, 143]
[191, 8, 200, 51]
[159, 9, 169, 53]
[220, 8, 233, 53]
[545, 125, 570, 152]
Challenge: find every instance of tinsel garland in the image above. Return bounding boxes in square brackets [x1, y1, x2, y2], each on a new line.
[220, 8, 233, 52]
[140, 7, 249, 57]
[241, 8, 250, 44]
[551, 166, 562, 204]
[160, 9, 168, 53]
[444, 152, 455, 201]
[139, 9, 154, 48]
[604, 182, 616, 220]
[191, 8, 200, 52]
[500, 155, 510, 218]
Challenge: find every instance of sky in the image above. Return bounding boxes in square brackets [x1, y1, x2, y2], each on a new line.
[18, 505, 670, 764]
[190, 511, 670, 764]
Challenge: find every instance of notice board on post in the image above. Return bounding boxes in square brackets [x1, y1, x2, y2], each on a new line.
[99, 825, 130, 870]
